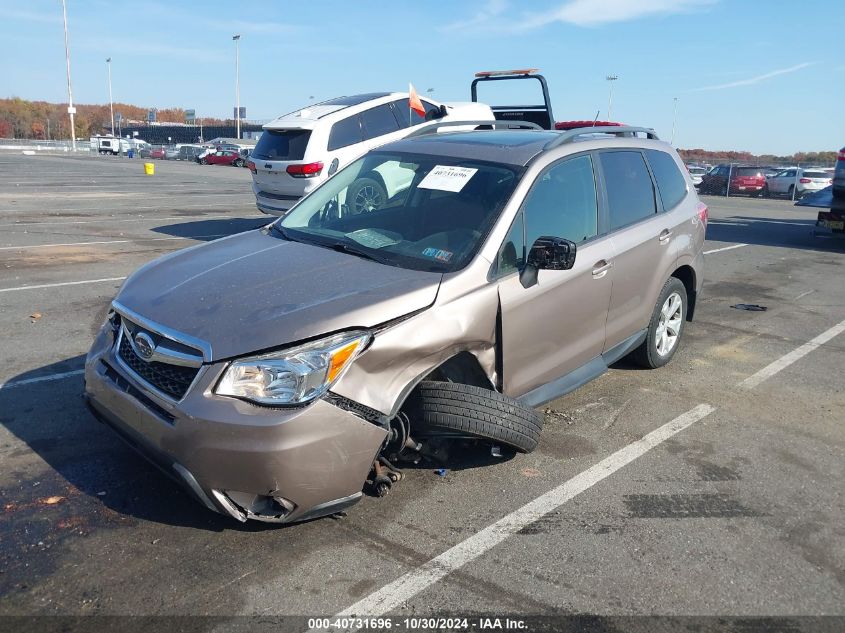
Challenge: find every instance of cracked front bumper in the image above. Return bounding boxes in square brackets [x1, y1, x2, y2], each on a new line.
[83, 324, 387, 523]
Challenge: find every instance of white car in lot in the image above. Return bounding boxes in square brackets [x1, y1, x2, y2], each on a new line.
[764, 168, 832, 198]
[248, 92, 495, 215]
[686, 165, 707, 188]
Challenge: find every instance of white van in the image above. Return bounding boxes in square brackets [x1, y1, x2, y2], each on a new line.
[249, 92, 494, 215]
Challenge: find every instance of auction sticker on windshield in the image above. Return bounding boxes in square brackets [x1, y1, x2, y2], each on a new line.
[418, 165, 478, 192]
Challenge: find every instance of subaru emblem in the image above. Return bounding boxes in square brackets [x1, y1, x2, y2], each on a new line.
[133, 332, 155, 361]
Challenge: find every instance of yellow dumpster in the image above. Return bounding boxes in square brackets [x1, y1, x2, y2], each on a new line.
[144, 162, 155, 176]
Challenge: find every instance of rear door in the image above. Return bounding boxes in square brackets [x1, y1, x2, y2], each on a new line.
[600, 149, 681, 350]
[497, 154, 613, 397]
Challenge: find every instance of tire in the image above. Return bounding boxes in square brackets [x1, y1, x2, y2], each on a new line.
[762, 184, 769, 198]
[407, 381, 543, 453]
[346, 177, 387, 215]
[234, 158, 244, 167]
[631, 277, 687, 369]
[200, 157, 208, 165]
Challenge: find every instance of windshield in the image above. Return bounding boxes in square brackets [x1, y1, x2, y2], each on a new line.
[277, 152, 521, 272]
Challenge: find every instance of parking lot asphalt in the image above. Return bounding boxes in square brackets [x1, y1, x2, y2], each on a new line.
[1, 154, 843, 627]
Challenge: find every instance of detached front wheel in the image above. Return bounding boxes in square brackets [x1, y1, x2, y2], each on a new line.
[407, 381, 543, 453]
[631, 277, 687, 369]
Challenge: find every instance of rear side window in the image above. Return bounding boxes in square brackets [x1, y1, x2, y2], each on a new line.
[600, 151, 657, 230]
[252, 129, 311, 161]
[645, 149, 688, 211]
[328, 115, 363, 151]
[803, 171, 827, 178]
[361, 104, 400, 140]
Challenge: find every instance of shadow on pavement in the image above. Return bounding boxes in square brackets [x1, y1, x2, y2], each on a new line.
[706, 216, 845, 252]
[151, 217, 268, 241]
[0, 357, 279, 534]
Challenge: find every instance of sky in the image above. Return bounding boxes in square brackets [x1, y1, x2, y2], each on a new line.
[2, 0, 844, 155]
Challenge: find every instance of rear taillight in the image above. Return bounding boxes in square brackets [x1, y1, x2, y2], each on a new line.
[286, 162, 324, 178]
[697, 201, 708, 227]
[838, 150, 845, 161]
[799, 178, 811, 184]
[247, 159, 256, 174]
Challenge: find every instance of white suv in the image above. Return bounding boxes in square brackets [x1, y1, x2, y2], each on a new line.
[248, 92, 495, 215]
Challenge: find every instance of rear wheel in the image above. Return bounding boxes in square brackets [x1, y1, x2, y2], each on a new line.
[762, 184, 770, 198]
[200, 157, 208, 165]
[234, 158, 244, 167]
[407, 381, 543, 454]
[631, 277, 687, 369]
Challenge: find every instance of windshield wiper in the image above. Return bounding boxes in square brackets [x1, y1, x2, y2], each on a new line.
[330, 241, 391, 265]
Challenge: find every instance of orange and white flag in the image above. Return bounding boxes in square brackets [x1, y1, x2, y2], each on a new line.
[409, 83, 426, 118]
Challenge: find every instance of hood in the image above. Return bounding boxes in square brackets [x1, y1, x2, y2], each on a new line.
[116, 230, 442, 360]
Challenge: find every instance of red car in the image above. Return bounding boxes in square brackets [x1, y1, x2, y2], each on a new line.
[149, 146, 166, 160]
[200, 150, 245, 167]
[699, 164, 766, 196]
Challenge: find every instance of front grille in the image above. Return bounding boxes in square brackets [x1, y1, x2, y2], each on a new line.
[117, 331, 199, 400]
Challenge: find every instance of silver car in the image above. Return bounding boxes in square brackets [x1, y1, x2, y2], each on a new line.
[85, 125, 706, 523]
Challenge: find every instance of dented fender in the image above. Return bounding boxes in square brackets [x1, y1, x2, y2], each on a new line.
[332, 265, 500, 417]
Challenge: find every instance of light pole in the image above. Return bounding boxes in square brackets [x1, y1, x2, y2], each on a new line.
[61, 0, 76, 150]
[671, 97, 679, 145]
[233, 34, 241, 139]
[106, 57, 114, 135]
[605, 75, 618, 120]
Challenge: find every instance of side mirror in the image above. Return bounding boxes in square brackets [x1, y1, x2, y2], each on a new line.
[519, 236, 577, 288]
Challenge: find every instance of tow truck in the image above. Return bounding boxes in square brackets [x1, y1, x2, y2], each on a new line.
[470, 68, 623, 131]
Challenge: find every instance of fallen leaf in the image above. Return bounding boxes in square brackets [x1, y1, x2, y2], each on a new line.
[521, 467, 541, 478]
[30, 312, 42, 320]
[41, 496, 66, 505]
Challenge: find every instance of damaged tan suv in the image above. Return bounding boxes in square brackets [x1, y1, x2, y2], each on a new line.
[84, 123, 706, 523]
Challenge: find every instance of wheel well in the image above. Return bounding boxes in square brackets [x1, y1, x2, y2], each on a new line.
[671, 265, 697, 321]
[422, 351, 495, 390]
[391, 351, 495, 419]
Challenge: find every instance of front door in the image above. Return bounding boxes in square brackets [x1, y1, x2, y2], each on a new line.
[497, 154, 613, 398]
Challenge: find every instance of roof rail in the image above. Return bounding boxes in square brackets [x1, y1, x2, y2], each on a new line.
[543, 126, 659, 151]
[405, 119, 544, 138]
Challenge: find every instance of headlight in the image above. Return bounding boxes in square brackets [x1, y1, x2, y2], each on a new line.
[214, 330, 371, 406]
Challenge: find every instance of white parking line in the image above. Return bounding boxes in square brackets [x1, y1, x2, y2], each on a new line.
[0, 214, 236, 228]
[703, 244, 748, 255]
[740, 319, 845, 389]
[0, 234, 229, 251]
[319, 404, 716, 624]
[0, 369, 85, 391]
[0, 277, 126, 293]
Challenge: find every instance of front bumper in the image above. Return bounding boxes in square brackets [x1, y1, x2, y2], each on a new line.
[84, 323, 387, 523]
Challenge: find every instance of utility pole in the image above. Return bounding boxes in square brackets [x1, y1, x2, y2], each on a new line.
[61, 0, 76, 150]
[106, 57, 114, 135]
[671, 97, 679, 145]
[605, 75, 618, 120]
[46, 119, 51, 141]
[233, 34, 241, 139]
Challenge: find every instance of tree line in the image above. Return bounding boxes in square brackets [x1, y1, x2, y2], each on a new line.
[0, 98, 229, 140]
[678, 148, 838, 167]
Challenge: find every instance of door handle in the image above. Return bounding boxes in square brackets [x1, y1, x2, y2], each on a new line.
[658, 229, 673, 243]
[592, 260, 612, 278]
